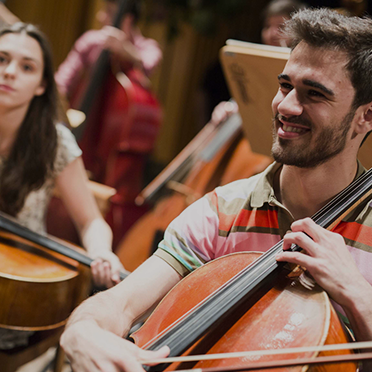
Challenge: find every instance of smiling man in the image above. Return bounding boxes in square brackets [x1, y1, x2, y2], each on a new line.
[61, 8, 372, 372]
[272, 45, 358, 170]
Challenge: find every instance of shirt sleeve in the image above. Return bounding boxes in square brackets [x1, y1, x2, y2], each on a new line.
[133, 34, 162, 76]
[55, 30, 103, 98]
[54, 124, 82, 175]
[154, 192, 220, 276]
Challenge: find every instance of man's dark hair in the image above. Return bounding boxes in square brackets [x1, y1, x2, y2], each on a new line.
[285, 8, 372, 110]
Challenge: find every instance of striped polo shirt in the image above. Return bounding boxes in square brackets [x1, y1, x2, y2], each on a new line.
[154, 162, 372, 295]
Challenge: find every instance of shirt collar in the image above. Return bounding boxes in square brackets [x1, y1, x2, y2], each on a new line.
[250, 160, 366, 209]
[250, 162, 281, 208]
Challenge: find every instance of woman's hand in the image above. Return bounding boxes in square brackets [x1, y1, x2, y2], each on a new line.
[210, 101, 238, 126]
[90, 251, 124, 288]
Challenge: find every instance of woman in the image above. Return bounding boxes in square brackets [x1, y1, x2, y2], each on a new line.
[0, 23, 124, 349]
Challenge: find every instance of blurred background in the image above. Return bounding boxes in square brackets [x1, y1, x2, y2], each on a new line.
[4, 0, 371, 172]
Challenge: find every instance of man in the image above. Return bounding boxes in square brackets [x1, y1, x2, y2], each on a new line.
[61, 8, 372, 371]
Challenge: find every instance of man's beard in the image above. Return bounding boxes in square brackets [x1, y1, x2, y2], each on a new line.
[271, 110, 356, 168]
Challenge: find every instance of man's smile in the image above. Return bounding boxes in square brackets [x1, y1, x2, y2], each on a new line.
[276, 118, 311, 139]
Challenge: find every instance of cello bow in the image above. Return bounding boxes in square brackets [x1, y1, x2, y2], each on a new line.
[171, 352, 372, 371]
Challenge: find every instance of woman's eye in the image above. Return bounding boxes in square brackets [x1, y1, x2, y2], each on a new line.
[23, 64, 34, 72]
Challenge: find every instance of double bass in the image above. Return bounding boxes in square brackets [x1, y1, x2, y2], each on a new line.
[67, 0, 161, 246]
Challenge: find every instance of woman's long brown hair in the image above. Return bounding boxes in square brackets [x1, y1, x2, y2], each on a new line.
[0, 23, 59, 216]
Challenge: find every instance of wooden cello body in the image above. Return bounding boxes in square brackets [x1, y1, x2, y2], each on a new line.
[0, 230, 90, 330]
[0, 212, 128, 331]
[129, 166, 372, 371]
[74, 62, 162, 247]
[132, 252, 356, 372]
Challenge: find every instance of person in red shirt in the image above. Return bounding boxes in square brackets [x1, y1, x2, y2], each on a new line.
[55, 0, 163, 247]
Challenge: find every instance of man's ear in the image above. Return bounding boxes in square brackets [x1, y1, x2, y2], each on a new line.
[355, 103, 372, 134]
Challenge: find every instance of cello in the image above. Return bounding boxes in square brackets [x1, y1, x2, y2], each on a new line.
[0, 212, 129, 330]
[127, 166, 372, 371]
[115, 112, 271, 271]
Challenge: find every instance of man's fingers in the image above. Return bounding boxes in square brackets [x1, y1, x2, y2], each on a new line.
[282, 231, 318, 256]
[290, 218, 322, 242]
[276, 250, 316, 269]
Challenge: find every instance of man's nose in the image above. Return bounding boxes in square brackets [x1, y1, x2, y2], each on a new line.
[277, 89, 303, 117]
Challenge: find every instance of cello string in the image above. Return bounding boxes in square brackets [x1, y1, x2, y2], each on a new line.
[141, 340, 372, 364]
[311, 167, 372, 225]
[143, 167, 372, 360]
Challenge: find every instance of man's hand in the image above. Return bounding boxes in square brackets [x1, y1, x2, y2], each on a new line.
[276, 218, 369, 307]
[62, 321, 170, 372]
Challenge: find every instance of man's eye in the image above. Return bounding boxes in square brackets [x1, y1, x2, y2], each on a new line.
[308, 90, 325, 98]
[279, 82, 292, 90]
[0, 56, 6, 63]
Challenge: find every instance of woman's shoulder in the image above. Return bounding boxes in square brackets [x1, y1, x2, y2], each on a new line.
[54, 124, 82, 173]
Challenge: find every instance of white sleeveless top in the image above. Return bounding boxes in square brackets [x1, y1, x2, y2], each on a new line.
[2, 123, 82, 234]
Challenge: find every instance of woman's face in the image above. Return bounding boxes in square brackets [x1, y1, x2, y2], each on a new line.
[261, 14, 290, 47]
[0, 33, 45, 110]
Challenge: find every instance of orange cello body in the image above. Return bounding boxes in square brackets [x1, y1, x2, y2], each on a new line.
[0, 230, 90, 330]
[115, 130, 272, 272]
[132, 252, 356, 372]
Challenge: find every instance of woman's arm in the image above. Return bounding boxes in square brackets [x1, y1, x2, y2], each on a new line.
[55, 156, 124, 287]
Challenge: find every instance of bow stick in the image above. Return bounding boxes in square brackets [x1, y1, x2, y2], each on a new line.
[139, 340, 372, 365]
